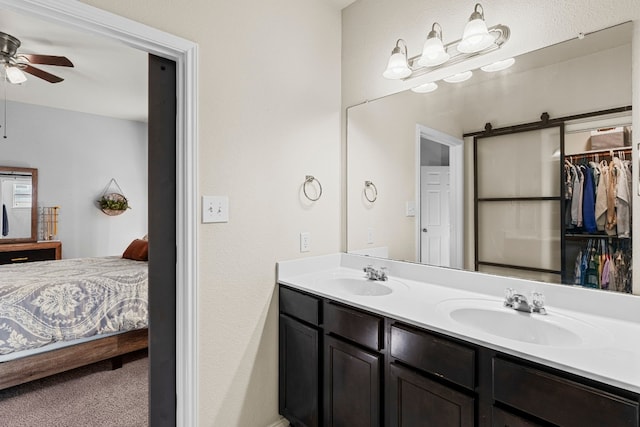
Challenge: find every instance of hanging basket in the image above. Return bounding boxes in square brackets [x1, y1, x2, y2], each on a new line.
[98, 179, 131, 216]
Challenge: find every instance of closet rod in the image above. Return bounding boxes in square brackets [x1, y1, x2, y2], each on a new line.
[566, 146, 631, 158]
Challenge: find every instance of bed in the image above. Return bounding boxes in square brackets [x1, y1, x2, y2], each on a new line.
[0, 256, 148, 389]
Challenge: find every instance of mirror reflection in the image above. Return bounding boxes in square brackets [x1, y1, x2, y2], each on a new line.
[346, 22, 634, 293]
[0, 167, 37, 242]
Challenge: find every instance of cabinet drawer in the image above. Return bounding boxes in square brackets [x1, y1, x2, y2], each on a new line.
[493, 357, 640, 427]
[492, 406, 543, 427]
[390, 324, 475, 390]
[324, 302, 383, 350]
[0, 248, 56, 264]
[279, 286, 321, 326]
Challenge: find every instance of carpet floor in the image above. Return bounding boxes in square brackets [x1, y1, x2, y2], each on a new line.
[0, 350, 148, 427]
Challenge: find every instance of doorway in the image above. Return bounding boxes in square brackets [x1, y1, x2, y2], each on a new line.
[0, 1, 199, 425]
[415, 125, 464, 269]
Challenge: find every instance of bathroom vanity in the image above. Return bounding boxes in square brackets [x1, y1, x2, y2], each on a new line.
[277, 254, 640, 427]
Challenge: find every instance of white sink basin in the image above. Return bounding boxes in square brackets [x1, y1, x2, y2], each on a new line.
[438, 298, 610, 347]
[316, 276, 408, 296]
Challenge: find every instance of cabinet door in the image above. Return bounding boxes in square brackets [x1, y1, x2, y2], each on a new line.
[324, 335, 381, 427]
[279, 314, 320, 427]
[388, 363, 474, 427]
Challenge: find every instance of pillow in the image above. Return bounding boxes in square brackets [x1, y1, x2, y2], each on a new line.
[122, 239, 148, 261]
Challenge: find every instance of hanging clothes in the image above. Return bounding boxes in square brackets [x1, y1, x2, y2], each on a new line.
[582, 164, 597, 233]
[1, 204, 7, 237]
[571, 166, 584, 227]
[613, 157, 631, 238]
[605, 160, 617, 236]
[595, 161, 609, 231]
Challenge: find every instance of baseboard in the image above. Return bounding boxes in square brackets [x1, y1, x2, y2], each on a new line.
[266, 417, 289, 427]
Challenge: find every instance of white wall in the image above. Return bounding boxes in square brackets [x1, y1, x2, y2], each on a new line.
[77, 0, 342, 425]
[1, 101, 148, 259]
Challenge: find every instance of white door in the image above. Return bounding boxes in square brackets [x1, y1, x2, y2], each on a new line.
[421, 166, 450, 266]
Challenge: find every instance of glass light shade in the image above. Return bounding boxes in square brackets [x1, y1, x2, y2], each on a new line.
[480, 57, 515, 72]
[443, 70, 473, 83]
[411, 82, 438, 93]
[458, 18, 495, 53]
[5, 66, 26, 84]
[417, 37, 449, 67]
[383, 51, 411, 79]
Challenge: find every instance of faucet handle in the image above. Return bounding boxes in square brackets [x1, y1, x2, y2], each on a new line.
[504, 287, 515, 307]
[379, 266, 388, 281]
[532, 292, 546, 314]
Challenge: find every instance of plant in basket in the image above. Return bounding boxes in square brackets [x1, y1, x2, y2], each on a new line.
[98, 192, 131, 216]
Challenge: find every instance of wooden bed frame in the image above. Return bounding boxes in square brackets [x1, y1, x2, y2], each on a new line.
[0, 328, 148, 390]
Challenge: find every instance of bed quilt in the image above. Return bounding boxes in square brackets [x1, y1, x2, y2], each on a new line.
[0, 256, 148, 355]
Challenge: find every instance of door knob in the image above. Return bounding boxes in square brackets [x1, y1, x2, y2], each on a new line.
[422, 228, 428, 232]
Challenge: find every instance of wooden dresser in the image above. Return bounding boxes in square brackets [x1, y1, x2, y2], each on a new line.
[0, 241, 62, 265]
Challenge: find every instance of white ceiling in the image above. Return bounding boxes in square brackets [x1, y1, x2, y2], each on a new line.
[0, 8, 148, 122]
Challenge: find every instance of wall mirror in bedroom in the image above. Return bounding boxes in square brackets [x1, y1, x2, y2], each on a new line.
[346, 21, 637, 294]
[0, 166, 37, 243]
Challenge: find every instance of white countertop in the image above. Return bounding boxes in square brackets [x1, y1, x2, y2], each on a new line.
[277, 253, 640, 394]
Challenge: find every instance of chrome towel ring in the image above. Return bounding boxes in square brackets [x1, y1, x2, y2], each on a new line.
[303, 175, 323, 201]
[364, 180, 378, 202]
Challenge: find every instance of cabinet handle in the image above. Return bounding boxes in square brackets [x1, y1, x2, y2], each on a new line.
[10, 257, 28, 262]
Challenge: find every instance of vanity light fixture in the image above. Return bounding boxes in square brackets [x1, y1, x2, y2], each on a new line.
[480, 57, 515, 72]
[417, 23, 449, 67]
[458, 3, 496, 53]
[382, 3, 509, 81]
[411, 81, 438, 93]
[443, 70, 473, 83]
[382, 39, 412, 79]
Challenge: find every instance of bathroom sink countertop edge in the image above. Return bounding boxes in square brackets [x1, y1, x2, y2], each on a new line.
[277, 253, 640, 394]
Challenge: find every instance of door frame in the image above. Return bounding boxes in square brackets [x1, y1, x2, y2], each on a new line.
[0, 1, 199, 425]
[415, 125, 463, 269]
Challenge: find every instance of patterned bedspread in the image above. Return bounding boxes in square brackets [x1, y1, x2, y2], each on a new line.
[0, 256, 148, 355]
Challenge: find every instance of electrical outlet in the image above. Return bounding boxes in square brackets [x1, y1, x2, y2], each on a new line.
[202, 196, 229, 223]
[300, 232, 311, 252]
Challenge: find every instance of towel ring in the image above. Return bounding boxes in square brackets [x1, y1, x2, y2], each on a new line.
[303, 175, 322, 202]
[364, 180, 378, 203]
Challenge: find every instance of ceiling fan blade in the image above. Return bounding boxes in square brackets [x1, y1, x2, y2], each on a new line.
[22, 64, 64, 83]
[21, 54, 74, 67]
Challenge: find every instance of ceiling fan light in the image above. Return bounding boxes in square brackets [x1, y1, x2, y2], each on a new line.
[5, 66, 26, 84]
[480, 57, 515, 72]
[443, 70, 473, 83]
[383, 40, 412, 79]
[458, 3, 495, 53]
[411, 81, 438, 93]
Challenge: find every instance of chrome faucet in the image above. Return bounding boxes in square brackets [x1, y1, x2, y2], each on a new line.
[504, 288, 546, 315]
[363, 265, 388, 281]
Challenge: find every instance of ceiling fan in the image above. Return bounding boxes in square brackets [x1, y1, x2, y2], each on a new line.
[0, 31, 73, 84]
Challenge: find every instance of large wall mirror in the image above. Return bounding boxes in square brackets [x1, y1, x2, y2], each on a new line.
[0, 166, 38, 243]
[346, 22, 636, 294]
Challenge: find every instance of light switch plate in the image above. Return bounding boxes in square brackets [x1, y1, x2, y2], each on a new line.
[202, 196, 229, 223]
[406, 201, 416, 217]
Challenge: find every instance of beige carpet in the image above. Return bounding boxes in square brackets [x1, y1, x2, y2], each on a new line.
[0, 350, 148, 427]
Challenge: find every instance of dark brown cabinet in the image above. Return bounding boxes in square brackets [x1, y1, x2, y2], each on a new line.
[493, 357, 639, 427]
[388, 363, 474, 427]
[278, 284, 640, 427]
[279, 287, 322, 427]
[324, 335, 382, 427]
